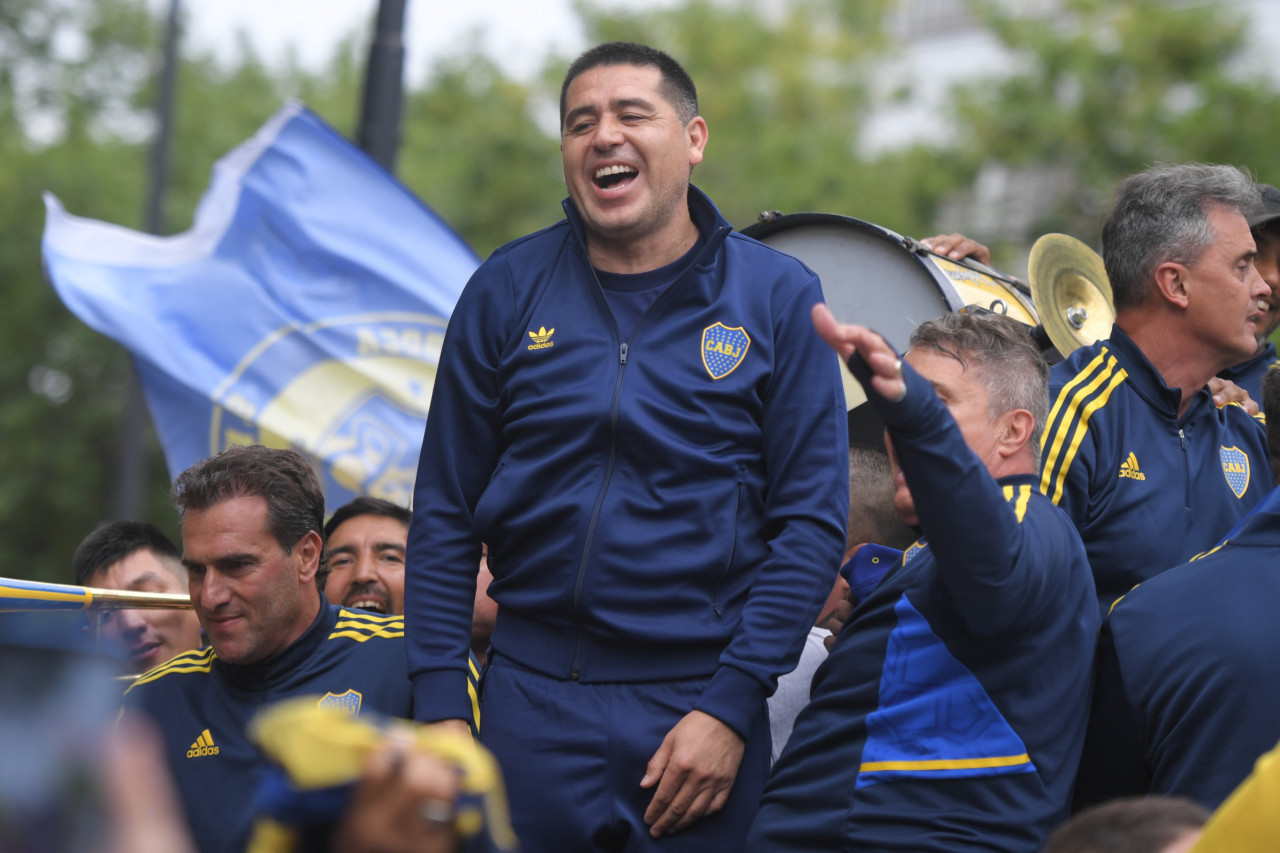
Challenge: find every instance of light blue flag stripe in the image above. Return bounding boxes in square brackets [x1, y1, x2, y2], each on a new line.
[42, 101, 479, 511]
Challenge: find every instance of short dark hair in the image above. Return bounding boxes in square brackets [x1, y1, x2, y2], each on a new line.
[559, 41, 699, 128]
[1103, 163, 1260, 311]
[171, 445, 328, 586]
[72, 520, 181, 587]
[323, 496, 411, 541]
[1042, 796, 1208, 853]
[909, 310, 1050, 465]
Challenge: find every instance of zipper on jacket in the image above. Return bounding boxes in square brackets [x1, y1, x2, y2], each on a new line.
[566, 228, 727, 679]
[1179, 427, 1190, 508]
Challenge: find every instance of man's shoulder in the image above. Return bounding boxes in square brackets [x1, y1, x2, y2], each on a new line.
[324, 608, 407, 646]
[123, 646, 218, 696]
[722, 229, 819, 284]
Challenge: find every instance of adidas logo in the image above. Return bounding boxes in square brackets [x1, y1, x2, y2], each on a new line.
[1119, 452, 1146, 481]
[527, 326, 555, 351]
[186, 728, 220, 758]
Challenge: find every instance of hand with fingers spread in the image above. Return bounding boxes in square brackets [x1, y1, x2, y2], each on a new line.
[641, 710, 745, 838]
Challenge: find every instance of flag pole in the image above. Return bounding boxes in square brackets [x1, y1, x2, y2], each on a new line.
[357, 0, 408, 173]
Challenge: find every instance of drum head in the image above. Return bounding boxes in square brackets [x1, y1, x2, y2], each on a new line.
[742, 213, 955, 353]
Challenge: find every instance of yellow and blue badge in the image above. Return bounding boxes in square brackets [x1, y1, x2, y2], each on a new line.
[1220, 446, 1251, 499]
[702, 322, 751, 379]
[316, 689, 363, 717]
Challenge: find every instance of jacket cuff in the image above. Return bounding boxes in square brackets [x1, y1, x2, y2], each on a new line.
[411, 669, 473, 724]
[693, 665, 768, 741]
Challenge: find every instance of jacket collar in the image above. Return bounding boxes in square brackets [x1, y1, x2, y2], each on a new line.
[560, 184, 733, 260]
[216, 596, 335, 689]
[1104, 324, 1211, 419]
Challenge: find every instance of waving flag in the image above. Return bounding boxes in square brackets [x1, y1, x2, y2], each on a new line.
[42, 102, 479, 511]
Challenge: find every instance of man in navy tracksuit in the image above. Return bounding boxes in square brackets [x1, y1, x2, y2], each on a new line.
[748, 310, 1099, 852]
[405, 42, 849, 850]
[123, 446, 471, 853]
[1039, 164, 1273, 613]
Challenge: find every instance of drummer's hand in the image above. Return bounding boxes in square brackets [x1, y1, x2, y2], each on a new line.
[921, 233, 991, 265]
[1209, 377, 1259, 415]
[812, 304, 906, 402]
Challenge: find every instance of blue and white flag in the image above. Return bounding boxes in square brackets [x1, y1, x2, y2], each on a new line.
[42, 102, 479, 511]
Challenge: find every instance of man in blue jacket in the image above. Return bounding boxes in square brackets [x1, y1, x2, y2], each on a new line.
[405, 41, 849, 851]
[123, 446, 437, 853]
[1039, 163, 1272, 612]
[748, 308, 1098, 852]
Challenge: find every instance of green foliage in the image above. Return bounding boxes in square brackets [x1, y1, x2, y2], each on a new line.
[950, 0, 1280, 242]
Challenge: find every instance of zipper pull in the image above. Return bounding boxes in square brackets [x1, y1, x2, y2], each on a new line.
[1179, 428, 1186, 450]
[619, 342, 629, 364]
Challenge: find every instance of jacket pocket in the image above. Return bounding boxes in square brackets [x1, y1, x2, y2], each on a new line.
[711, 465, 746, 619]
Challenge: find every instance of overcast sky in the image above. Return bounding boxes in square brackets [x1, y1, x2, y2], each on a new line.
[175, 0, 670, 82]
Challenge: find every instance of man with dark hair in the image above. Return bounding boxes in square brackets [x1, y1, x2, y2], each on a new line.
[748, 308, 1098, 852]
[407, 40, 848, 851]
[123, 445, 438, 853]
[323, 496, 412, 616]
[1217, 183, 1280, 400]
[72, 519, 203, 672]
[1040, 163, 1273, 612]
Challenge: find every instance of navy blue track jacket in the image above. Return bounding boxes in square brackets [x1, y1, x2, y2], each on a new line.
[406, 186, 850, 738]
[1040, 325, 1270, 611]
[748, 357, 1099, 852]
[123, 604, 439, 853]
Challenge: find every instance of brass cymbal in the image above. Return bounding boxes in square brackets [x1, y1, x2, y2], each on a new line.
[1028, 233, 1115, 357]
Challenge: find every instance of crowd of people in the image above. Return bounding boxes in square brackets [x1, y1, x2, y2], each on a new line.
[31, 39, 1280, 853]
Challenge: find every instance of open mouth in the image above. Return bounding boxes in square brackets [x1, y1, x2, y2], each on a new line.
[347, 598, 388, 615]
[594, 164, 637, 189]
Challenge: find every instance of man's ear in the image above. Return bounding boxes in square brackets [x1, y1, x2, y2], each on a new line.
[295, 530, 323, 583]
[1153, 261, 1191, 308]
[999, 409, 1035, 459]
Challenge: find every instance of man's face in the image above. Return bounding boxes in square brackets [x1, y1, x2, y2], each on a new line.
[1183, 205, 1269, 368]
[1253, 224, 1280, 341]
[323, 514, 407, 616]
[886, 349, 1004, 526]
[182, 495, 320, 666]
[90, 550, 203, 672]
[560, 63, 706, 250]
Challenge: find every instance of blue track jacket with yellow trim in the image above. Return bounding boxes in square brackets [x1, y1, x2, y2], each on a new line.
[1075, 484, 1280, 811]
[406, 186, 850, 739]
[1040, 325, 1270, 612]
[747, 357, 1099, 852]
[1218, 339, 1277, 404]
[123, 603, 469, 853]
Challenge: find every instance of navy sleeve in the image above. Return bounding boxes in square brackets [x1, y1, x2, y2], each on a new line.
[1073, 617, 1148, 810]
[693, 281, 850, 738]
[849, 351, 1066, 634]
[405, 253, 513, 723]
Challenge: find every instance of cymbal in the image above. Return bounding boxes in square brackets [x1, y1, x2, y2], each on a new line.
[1028, 233, 1114, 357]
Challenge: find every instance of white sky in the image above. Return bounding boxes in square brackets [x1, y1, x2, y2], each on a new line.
[175, 0, 666, 82]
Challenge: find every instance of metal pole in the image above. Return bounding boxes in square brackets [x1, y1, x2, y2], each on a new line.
[112, 0, 181, 518]
[357, 0, 407, 173]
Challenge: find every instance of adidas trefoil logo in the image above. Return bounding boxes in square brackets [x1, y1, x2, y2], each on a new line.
[527, 326, 555, 351]
[1118, 452, 1146, 481]
[187, 728, 220, 758]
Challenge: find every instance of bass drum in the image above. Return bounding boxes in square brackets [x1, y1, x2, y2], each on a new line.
[741, 212, 1039, 409]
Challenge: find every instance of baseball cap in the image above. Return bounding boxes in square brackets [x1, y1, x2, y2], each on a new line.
[1248, 183, 1280, 230]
